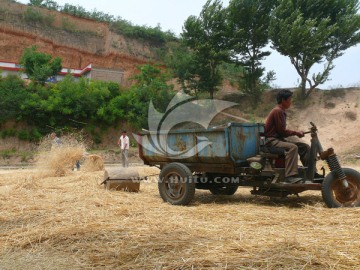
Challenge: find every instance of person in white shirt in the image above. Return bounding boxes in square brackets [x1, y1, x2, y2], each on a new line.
[118, 130, 129, 167]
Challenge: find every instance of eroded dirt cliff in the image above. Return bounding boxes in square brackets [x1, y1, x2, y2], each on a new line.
[0, 0, 162, 85]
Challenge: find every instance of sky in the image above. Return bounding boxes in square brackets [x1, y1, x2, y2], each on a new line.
[16, 0, 360, 89]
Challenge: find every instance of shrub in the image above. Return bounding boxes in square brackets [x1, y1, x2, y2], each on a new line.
[324, 102, 336, 109]
[0, 128, 17, 139]
[62, 17, 77, 32]
[17, 128, 43, 142]
[23, 7, 54, 26]
[345, 111, 357, 121]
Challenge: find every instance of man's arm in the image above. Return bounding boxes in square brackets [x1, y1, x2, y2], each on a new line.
[274, 110, 303, 138]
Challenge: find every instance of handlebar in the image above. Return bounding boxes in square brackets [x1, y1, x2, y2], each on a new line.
[310, 122, 317, 130]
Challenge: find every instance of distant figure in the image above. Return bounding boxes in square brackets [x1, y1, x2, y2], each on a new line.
[50, 132, 61, 148]
[118, 130, 129, 167]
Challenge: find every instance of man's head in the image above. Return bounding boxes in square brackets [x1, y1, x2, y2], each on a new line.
[50, 132, 57, 139]
[122, 130, 127, 136]
[276, 89, 293, 109]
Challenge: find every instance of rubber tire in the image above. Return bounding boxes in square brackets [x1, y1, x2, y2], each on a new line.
[158, 163, 195, 205]
[322, 168, 360, 208]
[209, 186, 238, 195]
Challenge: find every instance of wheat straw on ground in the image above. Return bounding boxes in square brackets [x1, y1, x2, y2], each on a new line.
[1, 164, 360, 269]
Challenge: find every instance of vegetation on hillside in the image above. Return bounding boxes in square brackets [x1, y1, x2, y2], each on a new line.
[9, 0, 360, 101]
[0, 59, 174, 143]
[22, 0, 177, 45]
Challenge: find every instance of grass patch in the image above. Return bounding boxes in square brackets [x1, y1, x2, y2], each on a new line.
[0, 148, 16, 159]
[323, 89, 346, 99]
[23, 7, 54, 26]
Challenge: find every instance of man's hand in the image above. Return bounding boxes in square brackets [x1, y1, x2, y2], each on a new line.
[296, 131, 305, 138]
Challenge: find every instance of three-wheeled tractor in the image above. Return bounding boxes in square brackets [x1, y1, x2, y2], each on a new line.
[138, 122, 360, 208]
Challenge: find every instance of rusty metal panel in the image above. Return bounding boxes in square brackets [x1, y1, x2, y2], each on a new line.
[229, 123, 263, 163]
[167, 132, 196, 158]
[196, 129, 229, 163]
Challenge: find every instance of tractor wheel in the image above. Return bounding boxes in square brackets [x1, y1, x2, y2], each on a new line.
[209, 186, 238, 195]
[158, 163, 195, 205]
[322, 168, 360, 208]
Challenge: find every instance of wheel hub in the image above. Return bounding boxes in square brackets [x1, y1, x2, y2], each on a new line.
[165, 173, 185, 200]
[333, 177, 360, 206]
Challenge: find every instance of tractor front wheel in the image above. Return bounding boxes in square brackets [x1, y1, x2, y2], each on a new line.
[322, 168, 360, 208]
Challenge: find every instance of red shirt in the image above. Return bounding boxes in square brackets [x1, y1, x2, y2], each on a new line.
[264, 105, 298, 138]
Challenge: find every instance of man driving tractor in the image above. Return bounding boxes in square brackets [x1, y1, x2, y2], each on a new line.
[264, 89, 310, 183]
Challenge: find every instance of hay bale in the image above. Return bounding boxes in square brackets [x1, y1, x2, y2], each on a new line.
[103, 168, 142, 192]
[82, 154, 104, 172]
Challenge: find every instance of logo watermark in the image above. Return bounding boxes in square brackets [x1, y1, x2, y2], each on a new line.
[133, 91, 237, 158]
[123, 175, 242, 185]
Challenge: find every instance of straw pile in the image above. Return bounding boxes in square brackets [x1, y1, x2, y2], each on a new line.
[35, 134, 87, 177]
[82, 154, 104, 172]
[1, 164, 360, 269]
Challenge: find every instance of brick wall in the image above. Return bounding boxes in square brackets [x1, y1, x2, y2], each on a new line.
[91, 67, 124, 84]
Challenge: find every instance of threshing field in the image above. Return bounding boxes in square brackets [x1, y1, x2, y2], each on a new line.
[1, 161, 360, 269]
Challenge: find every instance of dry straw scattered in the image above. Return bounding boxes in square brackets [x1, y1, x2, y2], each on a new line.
[1, 160, 360, 269]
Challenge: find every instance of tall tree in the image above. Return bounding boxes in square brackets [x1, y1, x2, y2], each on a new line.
[165, 41, 198, 94]
[20, 46, 62, 85]
[182, 0, 230, 99]
[270, 0, 360, 99]
[227, 0, 276, 101]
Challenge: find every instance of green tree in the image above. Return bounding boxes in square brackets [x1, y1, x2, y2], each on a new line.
[182, 0, 230, 99]
[165, 41, 198, 94]
[0, 76, 30, 124]
[270, 0, 360, 99]
[108, 64, 174, 129]
[20, 46, 62, 85]
[227, 0, 276, 102]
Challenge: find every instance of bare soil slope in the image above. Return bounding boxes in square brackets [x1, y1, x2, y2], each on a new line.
[288, 89, 360, 157]
[0, 0, 159, 85]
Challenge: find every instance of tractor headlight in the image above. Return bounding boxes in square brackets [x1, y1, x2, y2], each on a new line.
[250, 161, 263, 171]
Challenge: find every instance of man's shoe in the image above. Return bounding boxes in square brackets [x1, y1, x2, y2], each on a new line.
[302, 180, 313, 184]
[283, 176, 302, 184]
[314, 172, 323, 178]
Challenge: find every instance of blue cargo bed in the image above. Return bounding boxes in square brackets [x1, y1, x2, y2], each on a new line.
[138, 123, 263, 174]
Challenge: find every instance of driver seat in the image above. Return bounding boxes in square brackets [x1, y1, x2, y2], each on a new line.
[259, 132, 286, 168]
